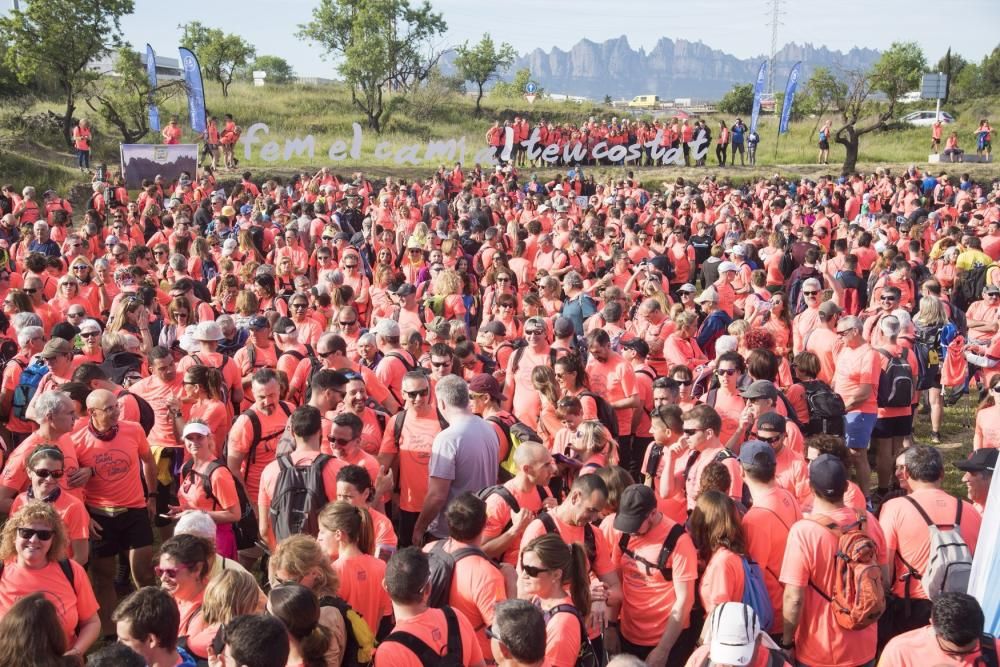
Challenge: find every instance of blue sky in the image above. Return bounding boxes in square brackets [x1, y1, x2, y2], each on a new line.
[86, 0, 1000, 77]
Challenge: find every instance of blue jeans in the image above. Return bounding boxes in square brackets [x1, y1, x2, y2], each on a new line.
[77, 149, 90, 169]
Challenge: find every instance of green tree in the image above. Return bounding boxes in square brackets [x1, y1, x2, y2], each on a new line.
[950, 62, 981, 101]
[247, 55, 296, 84]
[980, 45, 1000, 95]
[179, 21, 256, 97]
[453, 34, 516, 116]
[298, 0, 447, 132]
[801, 66, 848, 137]
[491, 68, 542, 99]
[936, 48, 968, 103]
[603, 94, 613, 105]
[717, 83, 754, 115]
[0, 0, 134, 147]
[834, 42, 926, 175]
[84, 47, 184, 143]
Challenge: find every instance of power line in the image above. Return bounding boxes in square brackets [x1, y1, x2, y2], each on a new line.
[765, 0, 784, 94]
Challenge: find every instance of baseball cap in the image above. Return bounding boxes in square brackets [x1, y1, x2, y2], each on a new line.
[193, 321, 224, 342]
[613, 484, 657, 534]
[708, 602, 780, 666]
[273, 317, 296, 336]
[248, 315, 271, 330]
[694, 287, 719, 304]
[78, 319, 102, 335]
[39, 338, 73, 359]
[719, 261, 738, 273]
[819, 301, 842, 318]
[374, 319, 401, 338]
[731, 244, 746, 257]
[468, 373, 504, 402]
[740, 380, 777, 400]
[955, 448, 998, 473]
[393, 283, 417, 297]
[621, 338, 650, 357]
[182, 422, 212, 439]
[524, 316, 547, 332]
[810, 453, 849, 498]
[985, 285, 1000, 296]
[678, 283, 697, 293]
[222, 238, 238, 255]
[480, 320, 507, 337]
[755, 411, 787, 433]
[738, 440, 777, 468]
[553, 317, 575, 338]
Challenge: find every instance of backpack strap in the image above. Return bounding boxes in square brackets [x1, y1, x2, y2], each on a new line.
[384, 606, 461, 667]
[393, 409, 408, 449]
[539, 511, 558, 536]
[245, 409, 262, 465]
[902, 494, 936, 527]
[511, 346, 525, 374]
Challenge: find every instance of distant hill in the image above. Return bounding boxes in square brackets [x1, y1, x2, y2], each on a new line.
[444, 36, 881, 102]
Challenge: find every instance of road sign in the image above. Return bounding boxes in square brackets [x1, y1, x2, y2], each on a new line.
[524, 93, 537, 104]
[525, 81, 538, 94]
[921, 72, 948, 100]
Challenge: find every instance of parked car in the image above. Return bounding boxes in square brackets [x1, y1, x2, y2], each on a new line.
[900, 110, 955, 126]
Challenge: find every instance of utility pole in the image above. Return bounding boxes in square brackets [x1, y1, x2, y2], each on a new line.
[765, 0, 783, 95]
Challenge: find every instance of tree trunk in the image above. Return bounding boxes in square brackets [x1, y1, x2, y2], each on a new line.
[221, 79, 229, 97]
[835, 124, 859, 175]
[62, 89, 75, 148]
[475, 82, 484, 116]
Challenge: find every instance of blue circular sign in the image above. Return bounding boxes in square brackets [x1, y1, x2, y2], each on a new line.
[524, 82, 538, 94]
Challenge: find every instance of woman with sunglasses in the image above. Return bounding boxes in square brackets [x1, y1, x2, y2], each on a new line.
[483, 268, 518, 323]
[518, 532, 591, 667]
[668, 365, 699, 411]
[569, 420, 618, 476]
[156, 533, 213, 640]
[0, 502, 100, 657]
[157, 296, 192, 352]
[50, 275, 95, 320]
[340, 249, 371, 326]
[553, 354, 599, 421]
[9, 446, 89, 564]
[268, 534, 347, 667]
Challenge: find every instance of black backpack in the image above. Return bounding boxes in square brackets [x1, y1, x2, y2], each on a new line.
[227, 403, 294, 471]
[426, 539, 492, 609]
[318, 595, 375, 667]
[542, 604, 600, 667]
[119, 390, 156, 436]
[268, 453, 333, 542]
[801, 380, 846, 437]
[282, 346, 324, 400]
[617, 524, 686, 580]
[778, 249, 796, 278]
[477, 484, 549, 533]
[384, 605, 464, 667]
[578, 390, 620, 441]
[953, 264, 992, 311]
[875, 349, 914, 409]
[180, 459, 260, 550]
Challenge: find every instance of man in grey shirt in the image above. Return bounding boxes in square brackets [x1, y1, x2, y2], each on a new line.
[412, 374, 499, 544]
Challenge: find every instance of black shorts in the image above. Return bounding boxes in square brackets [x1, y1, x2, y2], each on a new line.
[89, 507, 154, 558]
[819, 139, 830, 150]
[872, 414, 913, 439]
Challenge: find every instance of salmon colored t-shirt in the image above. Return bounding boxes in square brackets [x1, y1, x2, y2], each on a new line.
[506, 346, 553, 427]
[974, 404, 1000, 450]
[227, 402, 294, 502]
[804, 327, 840, 386]
[520, 512, 615, 578]
[611, 516, 699, 646]
[1, 433, 82, 502]
[878, 625, 987, 667]
[73, 421, 151, 509]
[833, 343, 881, 414]
[539, 595, 584, 667]
[0, 558, 98, 646]
[742, 486, 802, 633]
[780, 506, 888, 667]
[641, 442, 689, 525]
[706, 386, 746, 445]
[699, 547, 745, 614]
[774, 445, 811, 507]
[585, 351, 638, 436]
[379, 409, 443, 512]
[333, 553, 392, 636]
[424, 538, 506, 658]
[370, 507, 398, 550]
[878, 488, 981, 600]
[129, 373, 184, 448]
[373, 607, 484, 667]
[685, 445, 744, 511]
[177, 463, 240, 513]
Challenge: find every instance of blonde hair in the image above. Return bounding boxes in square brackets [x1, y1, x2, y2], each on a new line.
[432, 269, 463, 297]
[0, 501, 67, 563]
[269, 534, 339, 597]
[575, 420, 618, 465]
[201, 569, 263, 625]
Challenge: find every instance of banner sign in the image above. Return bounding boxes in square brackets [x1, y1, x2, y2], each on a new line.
[146, 44, 160, 132]
[178, 47, 207, 134]
[750, 61, 767, 134]
[779, 61, 802, 135]
[120, 143, 198, 189]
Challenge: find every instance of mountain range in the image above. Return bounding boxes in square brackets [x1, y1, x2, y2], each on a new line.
[481, 36, 881, 101]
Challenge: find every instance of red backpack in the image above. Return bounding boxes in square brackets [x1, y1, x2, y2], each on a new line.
[807, 511, 886, 630]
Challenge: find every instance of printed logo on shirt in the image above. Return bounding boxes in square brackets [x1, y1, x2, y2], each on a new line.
[94, 449, 132, 481]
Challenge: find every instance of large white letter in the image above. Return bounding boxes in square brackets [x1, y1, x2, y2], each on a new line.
[243, 123, 269, 161]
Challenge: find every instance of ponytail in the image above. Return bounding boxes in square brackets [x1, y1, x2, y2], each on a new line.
[299, 624, 332, 667]
[567, 542, 592, 617]
[319, 501, 375, 555]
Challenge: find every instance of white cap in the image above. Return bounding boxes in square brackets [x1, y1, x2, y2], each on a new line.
[708, 602, 780, 666]
[374, 319, 400, 338]
[719, 261, 739, 273]
[178, 324, 200, 354]
[174, 510, 217, 541]
[78, 319, 102, 334]
[222, 238, 238, 255]
[731, 244, 746, 257]
[182, 422, 211, 439]
[194, 321, 224, 342]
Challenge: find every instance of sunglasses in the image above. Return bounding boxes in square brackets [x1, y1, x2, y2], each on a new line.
[716, 368, 739, 376]
[322, 235, 335, 241]
[68, 311, 85, 318]
[153, 250, 165, 255]
[80, 331, 100, 338]
[339, 320, 357, 327]
[328, 436, 354, 447]
[32, 469, 65, 479]
[992, 386, 1000, 394]
[155, 564, 192, 579]
[23, 288, 37, 295]
[431, 360, 451, 368]
[292, 303, 308, 309]
[880, 297, 899, 302]
[752, 433, 782, 444]
[673, 379, 692, 386]
[72, 265, 88, 271]
[524, 329, 544, 336]
[404, 388, 430, 398]
[802, 291, 819, 296]
[682, 427, 706, 436]
[519, 561, 552, 578]
[495, 277, 511, 282]
[17, 527, 54, 540]
[344, 263, 358, 268]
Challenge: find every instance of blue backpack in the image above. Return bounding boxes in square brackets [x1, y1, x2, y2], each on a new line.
[741, 556, 774, 632]
[12, 361, 49, 420]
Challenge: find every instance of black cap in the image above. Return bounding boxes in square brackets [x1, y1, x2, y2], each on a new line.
[621, 338, 650, 357]
[955, 449, 998, 473]
[248, 315, 271, 330]
[613, 485, 657, 534]
[755, 411, 786, 433]
[273, 317, 296, 335]
[99, 351, 144, 385]
[810, 454, 848, 498]
[50, 322, 80, 343]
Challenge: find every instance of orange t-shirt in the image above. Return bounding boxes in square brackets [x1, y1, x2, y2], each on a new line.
[704, 387, 746, 447]
[226, 402, 293, 502]
[379, 410, 445, 512]
[699, 547, 745, 615]
[774, 445, 811, 507]
[1, 433, 82, 502]
[10, 490, 90, 547]
[878, 488, 981, 600]
[585, 352, 638, 436]
[779, 506, 887, 667]
[128, 374, 184, 448]
[177, 462, 240, 513]
[520, 512, 615, 578]
[539, 595, 584, 667]
[73, 421, 151, 508]
[879, 625, 987, 667]
[742, 486, 802, 633]
[684, 444, 744, 511]
[333, 553, 392, 636]
[804, 327, 840, 386]
[257, 450, 343, 548]
[833, 344, 881, 414]
[506, 346, 553, 427]
[370, 508, 398, 550]
[611, 515, 699, 646]
[373, 607, 484, 667]
[482, 481, 550, 566]
[0, 558, 98, 646]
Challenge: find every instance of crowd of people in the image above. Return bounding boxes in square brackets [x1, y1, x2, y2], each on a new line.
[0, 157, 996, 667]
